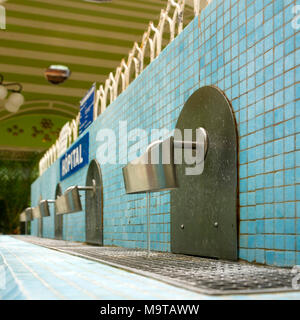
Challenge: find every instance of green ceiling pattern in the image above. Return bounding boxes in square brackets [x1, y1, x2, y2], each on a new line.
[0, 0, 167, 156]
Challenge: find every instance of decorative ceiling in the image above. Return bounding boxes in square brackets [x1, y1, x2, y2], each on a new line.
[1, 0, 190, 160]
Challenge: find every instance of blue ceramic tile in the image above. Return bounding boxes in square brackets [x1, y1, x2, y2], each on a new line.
[274, 154, 284, 170]
[265, 235, 274, 249]
[285, 185, 295, 201]
[274, 187, 284, 203]
[285, 202, 296, 218]
[256, 174, 264, 189]
[274, 139, 284, 155]
[248, 235, 256, 247]
[265, 157, 274, 172]
[29, 2, 299, 268]
[265, 126, 274, 142]
[285, 235, 296, 250]
[275, 235, 285, 249]
[275, 75, 284, 92]
[248, 206, 256, 219]
[265, 142, 273, 157]
[285, 52, 295, 71]
[285, 219, 295, 234]
[285, 169, 295, 185]
[240, 221, 248, 234]
[256, 249, 265, 263]
[285, 135, 295, 153]
[265, 204, 274, 218]
[274, 123, 284, 139]
[265, 219, 274, 233]
[256, 220, 265, 233]
[275, 203, 284, 219]
[296, 236, 300, 251]
[285, 251, 296, 266]
[296, 167, 300, 184]
[274, 43, 284, 61]
[240, 235, 248, 247]
[266, 251, 275, 264]
[264, 3, 274, 21]
[297, 220, 300, 234]
[275, 251, 286, 267]
[296, 185, 300, 201]
[274, 0, 284, 15]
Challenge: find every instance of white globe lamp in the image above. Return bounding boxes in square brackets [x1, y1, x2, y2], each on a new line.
[5, 92, 25, 113]
[0, 85, 8, 100]
[4, 100, 19, 113]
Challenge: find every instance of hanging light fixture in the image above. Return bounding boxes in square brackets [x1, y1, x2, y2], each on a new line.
[44, 65, 71, 85]
[0, 84, 8, 100]
[0, 74, 25, 113]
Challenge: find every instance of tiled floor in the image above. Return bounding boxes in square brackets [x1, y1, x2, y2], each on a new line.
[0, 236, 300, 300]
[14, 235, 298, 295]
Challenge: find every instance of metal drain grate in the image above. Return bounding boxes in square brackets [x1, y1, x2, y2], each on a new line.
[13, 235, 86, 248]
[14, 236, 299, 295]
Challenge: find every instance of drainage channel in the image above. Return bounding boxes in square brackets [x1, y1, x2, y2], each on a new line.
[14, 236, 299, 296]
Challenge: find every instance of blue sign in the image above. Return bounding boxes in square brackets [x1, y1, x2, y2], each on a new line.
[60, 132, 89, 181]
[79, 83, 96, 135]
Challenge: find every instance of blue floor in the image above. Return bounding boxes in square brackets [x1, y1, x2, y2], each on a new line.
[0, 236, 299, 300]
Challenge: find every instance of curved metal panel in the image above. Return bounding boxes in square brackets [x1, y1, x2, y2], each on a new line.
[85, 159, 103, 245]
[20, 212, 26, 222]
[64, 186, 82, 213]
[38, 200, 50, 217]
[55, 186, 83, 214]
[25, 207, 33, 221]
[32, 206, 41, 219]
[171, 86, 238, 261]
[38, 195, 43, 237]
[54, 184, 63, 240]
[122, 137, 177, 194]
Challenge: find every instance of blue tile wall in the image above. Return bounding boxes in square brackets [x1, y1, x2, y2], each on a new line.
[31, 0, 299, 267]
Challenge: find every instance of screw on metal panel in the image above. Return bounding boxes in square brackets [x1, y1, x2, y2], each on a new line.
[180, 224, 184, 229]
[214, 222, 218, 227]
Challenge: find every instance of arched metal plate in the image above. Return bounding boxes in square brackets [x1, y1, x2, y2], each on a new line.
[38, 195, 43, 237]
[54, 184, 63, 240]
[85, 159, 103, 245]
[171, 86, 238, 261]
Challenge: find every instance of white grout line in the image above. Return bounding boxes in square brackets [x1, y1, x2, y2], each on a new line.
[35, 247, 185, 299]
[0, 250, 31, 300]
[0, 243, 65, 300]
[23, 249, 118, 299]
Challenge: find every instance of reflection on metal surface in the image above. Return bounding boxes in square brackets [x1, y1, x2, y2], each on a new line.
[122, 137, 177, 194]
[31, 206, 42, 219]
[174, 127, 208, 176]
[64, 186, 83, 213]
[55, 194, 69, 215]
[55, 186, 82, 214]
[38, 200, 54, 217]
[37, 195, 43, 237]
[54, 183, 63, 240]
[55, 184, 96, 215]
[25, 207, 33, 221]
[122, 129, 208, 194]
[174, 127, 208, 156]
[19, 212, 26, 222]
[122, 131, 208, 257]
[85, 159, 103, 245]
[20, 209, 33, 235]
[171, 86, 238, 261]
